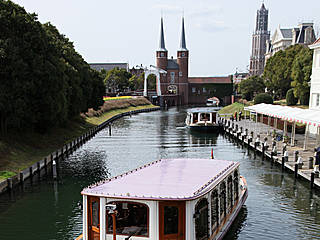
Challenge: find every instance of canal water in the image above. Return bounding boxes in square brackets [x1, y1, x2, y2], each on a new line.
[0, 108, 319, 240]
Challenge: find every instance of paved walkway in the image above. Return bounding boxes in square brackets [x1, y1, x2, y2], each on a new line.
[221, 118, 320, 190]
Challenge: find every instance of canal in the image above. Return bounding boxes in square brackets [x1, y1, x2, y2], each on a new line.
[0, 108, 319, 240]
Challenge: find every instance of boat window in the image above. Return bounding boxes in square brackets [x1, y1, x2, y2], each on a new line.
[164, 206, 178, 234]
[227, 175, 233, 212]
[107, 201, 148, 237]
[200, 113, 210, 121]
[195, 198, 209, 240]
[193, 113, 198, 123]
[211, 190, 219, 232]
[220, 182, 226, 220]
[234, 170, 239, 201]
[92, 201, 99, 227]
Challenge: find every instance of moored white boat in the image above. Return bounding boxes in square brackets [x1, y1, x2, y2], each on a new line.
[77, 158, 248, 240]
[185, 108, 222, 132]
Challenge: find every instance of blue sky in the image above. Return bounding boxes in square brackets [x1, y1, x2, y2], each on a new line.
[13, 0, 320, 76]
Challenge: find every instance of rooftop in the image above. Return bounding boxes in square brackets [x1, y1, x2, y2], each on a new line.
[188, 107, 221, 113]
[188, 76, 232, 84]
[82, 158, 238, 200]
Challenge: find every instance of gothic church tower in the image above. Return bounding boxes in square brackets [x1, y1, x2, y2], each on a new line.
[249, 3, 270, 76]
[156, 17, 189, 104]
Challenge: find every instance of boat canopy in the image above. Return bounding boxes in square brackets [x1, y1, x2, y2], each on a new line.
[187, 107, 221, 113]
[82, 158, 238, 201]
[244, 103, 320, 127]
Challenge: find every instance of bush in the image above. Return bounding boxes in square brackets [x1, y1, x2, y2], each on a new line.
[300, 93, 310, 105]
[286, 89, 298, 106]
[254, 93, 273, 105]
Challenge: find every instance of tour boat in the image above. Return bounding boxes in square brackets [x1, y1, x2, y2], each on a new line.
[77, 158, 248, 240]
[185, 108, 222, 131]
[206, 97, 220, 107]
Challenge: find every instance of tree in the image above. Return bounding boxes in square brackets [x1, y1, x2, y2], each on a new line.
[239, 76, 265, 100]
[291, 47, 313, 105]
[129, 74, 144, 91]
[147, 74, 157, 90]
[104, 68, 132, 93]
[0, 1, 105, 134]
[263, 44, 306, 99]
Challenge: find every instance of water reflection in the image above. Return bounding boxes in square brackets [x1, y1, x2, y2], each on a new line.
[0, 107, 319, 240]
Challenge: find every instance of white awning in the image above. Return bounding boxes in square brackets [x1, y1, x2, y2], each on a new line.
[244, 103, 320, 127]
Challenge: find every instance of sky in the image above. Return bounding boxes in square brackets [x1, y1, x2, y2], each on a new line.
[12, 0, 320, 77]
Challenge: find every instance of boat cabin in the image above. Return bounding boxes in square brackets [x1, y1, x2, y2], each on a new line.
[185, 108, 221, 129]
[80, 158, 247, 240]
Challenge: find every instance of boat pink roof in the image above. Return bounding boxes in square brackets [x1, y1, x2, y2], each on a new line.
[82, 158, 239, 200]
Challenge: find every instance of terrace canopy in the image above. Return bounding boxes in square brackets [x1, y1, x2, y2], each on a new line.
[244, 103, 320, 149]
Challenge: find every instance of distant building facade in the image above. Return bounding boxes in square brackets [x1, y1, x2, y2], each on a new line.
[249, 3, 270, 76]
[265, 23, 316, 62]
[155, 17, 232, 105]
[89, 63, 129, 72]
[188, 76, 233, 105]
[308, 37, 320, 134]
[309, 37, 320, 110]
[233, 72, 249, 84]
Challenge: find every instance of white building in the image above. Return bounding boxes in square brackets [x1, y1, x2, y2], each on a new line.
[308, 37, 320, 134]
[265, 23, 316, 63]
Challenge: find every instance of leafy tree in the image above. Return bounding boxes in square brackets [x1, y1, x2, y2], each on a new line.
[263, 44, 307, 99]
[104, 68, 132, 93]
[147, 74, 157, 90]
[291, 47, 313, 105]
[0, 1, 104, 134]
[129, 74, 144, 91]
[239, 76, 265, 100]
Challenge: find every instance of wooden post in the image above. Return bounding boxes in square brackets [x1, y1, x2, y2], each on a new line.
[52, 160, 57, 180]
[37, 162, 41, 174]
[109, 124, 112, 136]
[294, 163, 298, 179]
[20, 172, 24, 184]
[310, 172, 315, 189]
[7, 178, 13, 190]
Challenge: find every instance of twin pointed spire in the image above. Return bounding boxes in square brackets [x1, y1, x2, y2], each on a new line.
[159, 17, 167, 51]
[179, 17, 188, 51]
[158, 16, 188, 52]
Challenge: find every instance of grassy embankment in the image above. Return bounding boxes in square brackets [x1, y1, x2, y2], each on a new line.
[0, 97, 157, 180]
[218, 102, 252, 116]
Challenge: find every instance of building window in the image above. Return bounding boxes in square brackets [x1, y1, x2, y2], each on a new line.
[107, 201, 149, 237]
[317, 94, 320, 107]
[179, 71, 182, 77]
[170, 72, 175, 83]
[203, 87, 206, 93]
[192, 87, 196, 93]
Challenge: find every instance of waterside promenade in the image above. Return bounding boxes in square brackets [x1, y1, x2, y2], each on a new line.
[220, 117, 320, 190]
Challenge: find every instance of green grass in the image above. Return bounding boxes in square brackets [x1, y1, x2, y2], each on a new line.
[86, 104, 157, 125]
[0, 104, 157, 177]
[0, 171, 16, 180]
[274, 99, 309, 109]
[219, 102, 248, 114]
